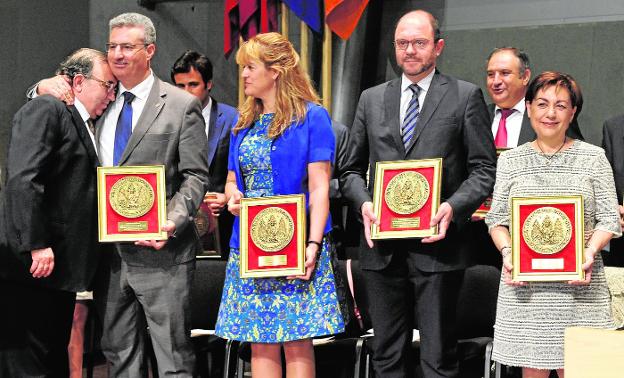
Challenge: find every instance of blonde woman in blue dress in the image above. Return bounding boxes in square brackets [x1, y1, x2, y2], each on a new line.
[215, 32, 344, 377]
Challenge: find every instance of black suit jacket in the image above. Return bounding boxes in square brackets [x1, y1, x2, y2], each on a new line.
[603, 115, 624, 263]
[330, 120, 360, 258]
[340, 71, 497, 272]
[486, 102, 583, 145]
[206, 99, 237, 253]
[0, 96, 100, 292]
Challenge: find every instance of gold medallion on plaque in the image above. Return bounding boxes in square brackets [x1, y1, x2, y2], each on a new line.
[384, 171, 430, 214]
[250, 207, 295, 252]
[194, 207, 210, 237]
[109, 176, 155, 218]
[522, 207, 572, 255]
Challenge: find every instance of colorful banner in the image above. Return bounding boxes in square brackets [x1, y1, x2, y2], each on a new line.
[325, 0, 369, 40]
[224, 0, 279, 56]
[282, 0, 323, 33]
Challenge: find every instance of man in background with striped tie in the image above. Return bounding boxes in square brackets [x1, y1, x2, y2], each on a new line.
[340, 9, 496, 378]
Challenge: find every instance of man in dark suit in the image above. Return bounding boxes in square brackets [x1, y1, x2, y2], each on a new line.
[171, 50, 237, 256]
[340, 10, 496, 378]
[485, 47, 583, 147]
[601, 116, 624, 266]
[469, 47, 584, 267]
[330, 120, 360, 259]
[0, 48, 116, 377]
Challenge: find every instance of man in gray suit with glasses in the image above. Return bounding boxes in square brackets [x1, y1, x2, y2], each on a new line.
[37, 12, 209, 377]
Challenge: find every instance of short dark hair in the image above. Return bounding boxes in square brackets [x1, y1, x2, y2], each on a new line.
[171, 50, 213, 86]
[487, 47, 531, 77]
[525, 71, 583, 117]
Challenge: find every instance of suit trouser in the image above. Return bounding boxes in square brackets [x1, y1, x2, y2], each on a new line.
[0, 279, 75, 378]
[93, 251, 195, 378]
[364, 252, 464, 378]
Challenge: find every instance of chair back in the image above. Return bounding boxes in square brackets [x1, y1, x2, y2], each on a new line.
[190, 257, 227, 329]
[456, 264, 501, 339]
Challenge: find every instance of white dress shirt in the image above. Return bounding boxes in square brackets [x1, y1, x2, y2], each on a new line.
[99, 72, 155, 167]
[73, 98, 97, 154]
[399, 69, 435, 132]
[202, 96, 212, 138]
[491, 99, 526, 148]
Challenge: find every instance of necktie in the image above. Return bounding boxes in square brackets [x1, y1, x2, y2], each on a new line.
[494, 109, 514, 148]
[401, 84, 421, 149]
[113, 92, 135, 165]
[86, 119, 95, 135]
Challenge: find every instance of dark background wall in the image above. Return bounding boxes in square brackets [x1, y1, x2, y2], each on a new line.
[0, 0, 89, 169]
[3, 0, 624, 167]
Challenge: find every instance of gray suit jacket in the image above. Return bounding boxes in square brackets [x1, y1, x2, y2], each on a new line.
[340, 71, 497, 271]
[486, 102, 583, 145]
[96, 77, 210, 267]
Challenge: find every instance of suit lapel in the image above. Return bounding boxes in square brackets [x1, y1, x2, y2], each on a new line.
[68, 105, 99, 168]
[517, 111, 536, 144]
[119, 78, 165, 165]
[405, 71, 448, 154]
[383, 78, 405, 155]
[206, 99, 223, 167]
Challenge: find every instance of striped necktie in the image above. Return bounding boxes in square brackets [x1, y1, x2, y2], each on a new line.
[402, 84, 421, 148]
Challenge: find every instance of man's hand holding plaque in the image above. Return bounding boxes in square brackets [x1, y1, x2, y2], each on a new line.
[371, 158, 442, 239]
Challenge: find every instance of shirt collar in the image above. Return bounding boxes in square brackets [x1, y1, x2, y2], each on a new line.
[72, 98, 90, 123]
[202, 96, 213, 120]
[401, 69, 436, 94]
[117, 70, 154, 101]
[494, 97, 526, 114]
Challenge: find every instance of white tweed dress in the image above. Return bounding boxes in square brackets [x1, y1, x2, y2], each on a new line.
[485, 140, 622, 369]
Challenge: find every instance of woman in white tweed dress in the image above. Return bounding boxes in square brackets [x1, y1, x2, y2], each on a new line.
[486, 71, 622, 377]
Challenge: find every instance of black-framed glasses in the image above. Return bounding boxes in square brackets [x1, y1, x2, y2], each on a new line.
[105, 43, 148, 54]
[88, 75, 116, 93]
[393, 39, 431, 50]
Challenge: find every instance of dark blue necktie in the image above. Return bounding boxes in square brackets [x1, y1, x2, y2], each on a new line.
[113, 91, 135, 165]
[401, 84, 421, 148]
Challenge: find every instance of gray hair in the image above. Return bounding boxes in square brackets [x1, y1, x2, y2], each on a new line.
[56, 48, 107, 80]
[109, 12, 156, 44]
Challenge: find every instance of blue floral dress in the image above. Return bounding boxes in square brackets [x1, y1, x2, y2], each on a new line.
[215, 114, 345, 343]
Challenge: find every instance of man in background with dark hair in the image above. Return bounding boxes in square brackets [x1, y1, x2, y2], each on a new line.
[0, 48, 115, 377]
[171, 50, 237, 254]
[485, 46, 583, 148]
[468, 47, 585, 268]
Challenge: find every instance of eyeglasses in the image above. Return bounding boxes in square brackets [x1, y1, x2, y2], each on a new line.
[105, 43, 148, 54]
[88, 75, 116, 93]
[393, 39, 431, 50]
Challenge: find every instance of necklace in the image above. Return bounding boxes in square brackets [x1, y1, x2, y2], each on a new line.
[535, 137, 567, 164]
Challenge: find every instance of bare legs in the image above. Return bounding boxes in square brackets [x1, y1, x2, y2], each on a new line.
[522, 368, 564, 378]
[251, 339, 315, 378]
[68, 301, 89, 378]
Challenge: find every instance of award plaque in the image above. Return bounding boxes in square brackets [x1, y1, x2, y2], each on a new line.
[195, 201, 221, 257]
[239, 194, 306, 278]
[97, 165, 167, 242]
[511, 196, 584, 281]
[472, 148, 510, 220]
[371, 158, 442, 239]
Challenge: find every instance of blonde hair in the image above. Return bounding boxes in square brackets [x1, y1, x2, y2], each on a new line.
[234, 32, 320, 138]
